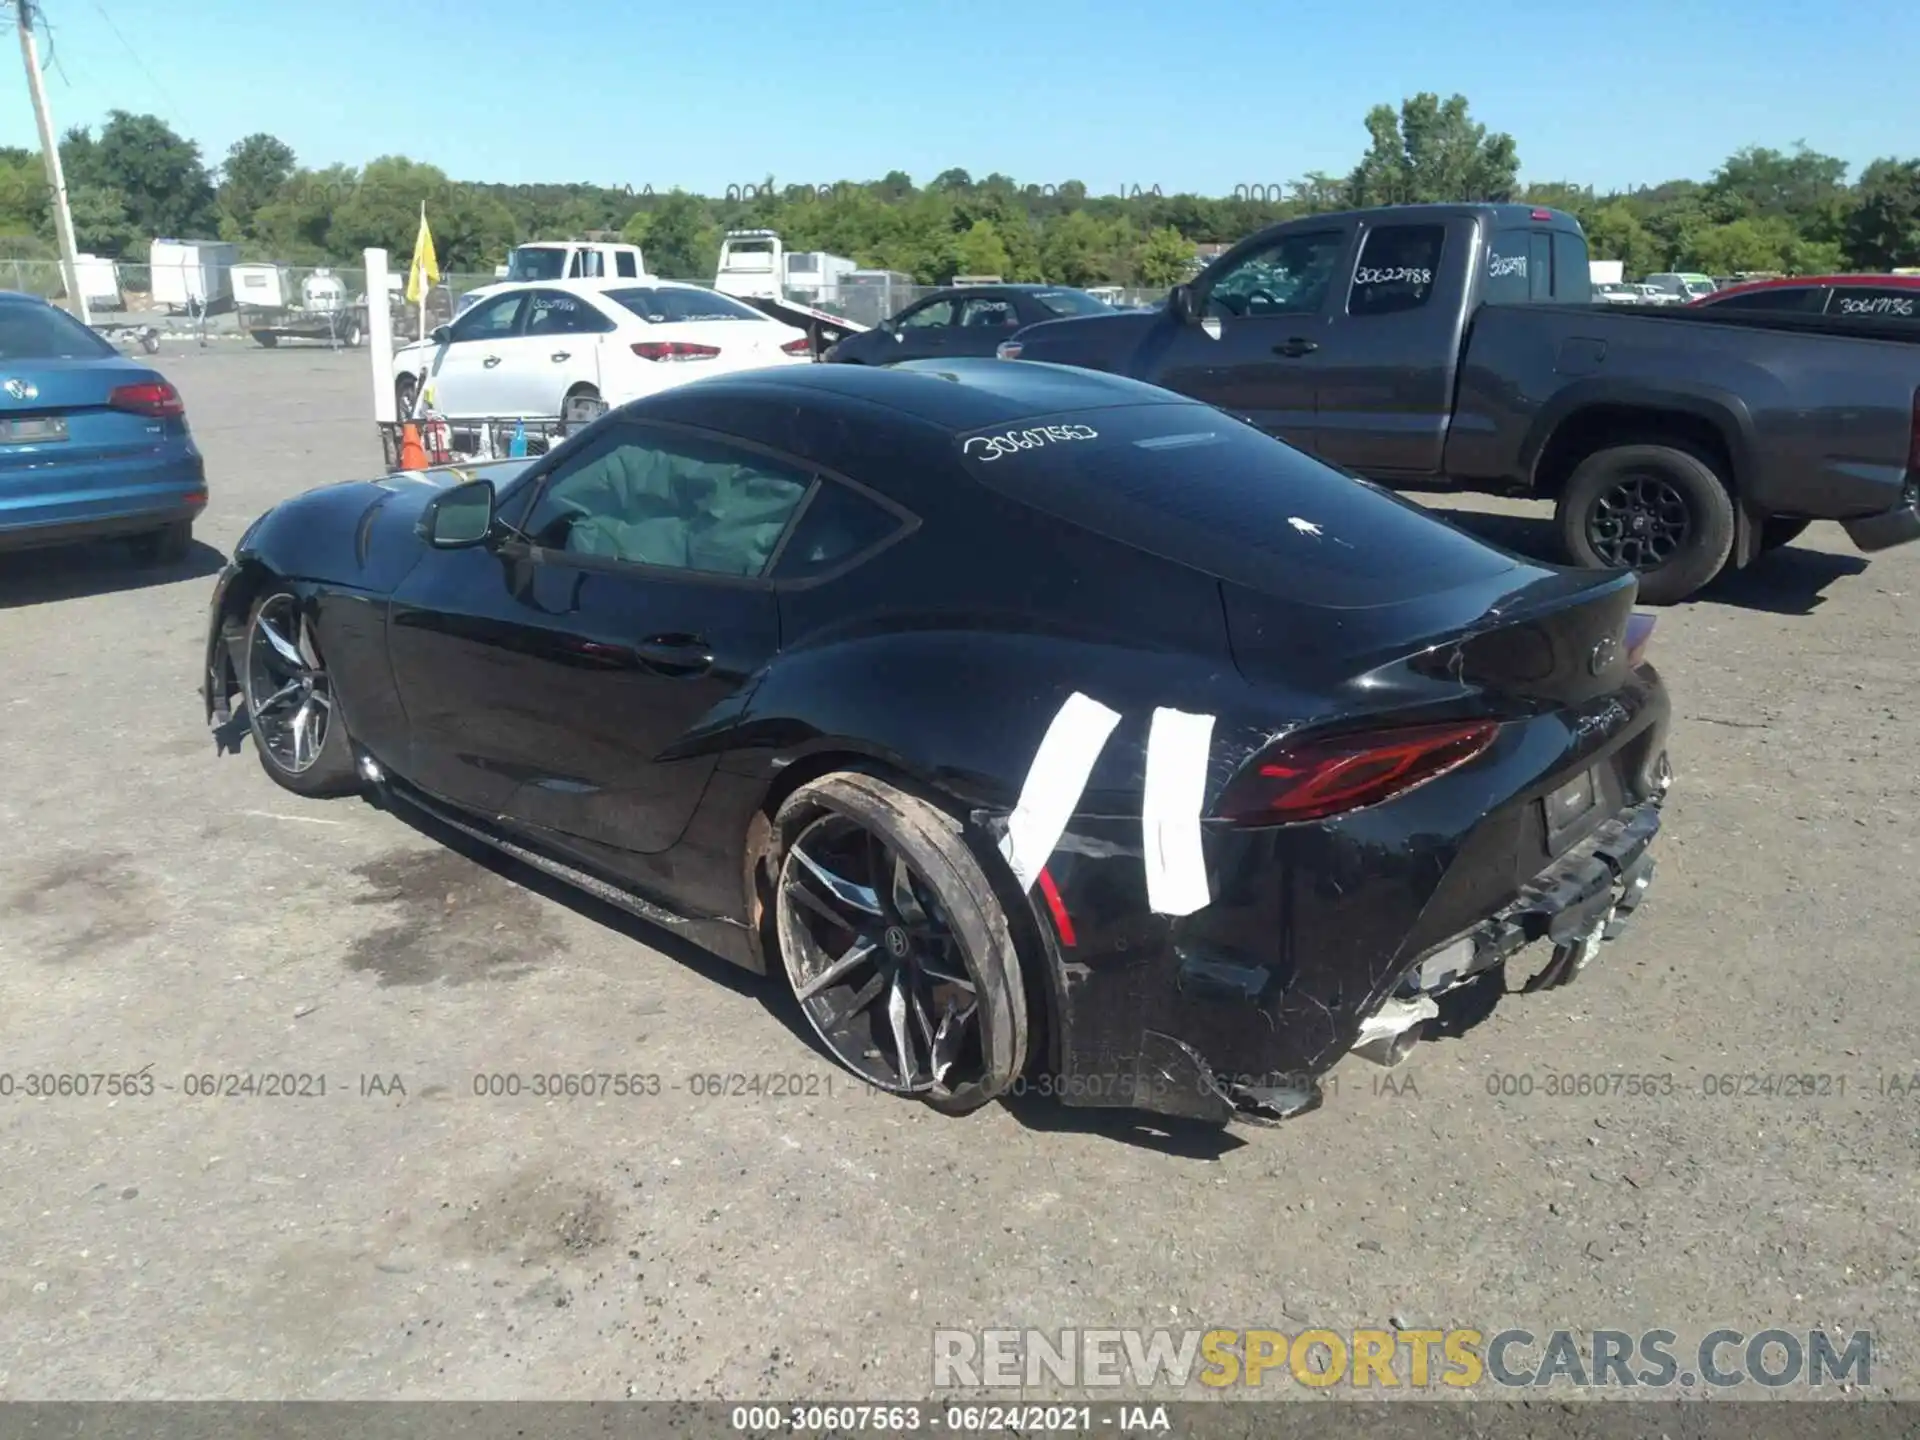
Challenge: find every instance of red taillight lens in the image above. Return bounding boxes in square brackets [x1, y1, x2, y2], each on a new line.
[1216, 720, 1500, 826]
[630, 341, 721, 362]
[108, 380, 184, 417]
[1625, 612, 1656, 667]
[781, 336, 812, 357]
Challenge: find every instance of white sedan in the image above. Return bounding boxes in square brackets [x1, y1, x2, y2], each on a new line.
[392, 278, 813, 420]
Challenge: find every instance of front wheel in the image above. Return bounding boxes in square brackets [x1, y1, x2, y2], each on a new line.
[1557, 443, 1735, 605]
[241, 589, 359, 798]
[773, 773, 1029, 1115]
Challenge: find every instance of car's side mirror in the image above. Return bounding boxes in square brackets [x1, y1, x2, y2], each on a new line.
[422, 478, 495, 548]
[1169, 284, 1198, 324]
[430, 324, 453, 345]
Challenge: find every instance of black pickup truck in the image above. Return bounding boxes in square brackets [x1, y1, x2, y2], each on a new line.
[998, 203, 1920, 602]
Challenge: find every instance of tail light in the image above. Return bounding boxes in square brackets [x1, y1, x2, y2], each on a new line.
[1216, 720, 1500, 826]
[1624, 613, 1656, 667]
[108, 380, 184, 417]
[631, 341, 721, 362]
[780, 336, 812, 357]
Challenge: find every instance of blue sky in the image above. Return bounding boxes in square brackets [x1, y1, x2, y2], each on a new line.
[2, 0, 1913, 195]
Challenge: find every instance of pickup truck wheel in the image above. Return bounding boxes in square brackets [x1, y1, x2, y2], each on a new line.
[1762, 518, 1810, 551]
[1557, 444, 1735, 605]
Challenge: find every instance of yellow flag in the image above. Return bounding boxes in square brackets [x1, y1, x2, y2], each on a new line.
[406, 203, 440, 303]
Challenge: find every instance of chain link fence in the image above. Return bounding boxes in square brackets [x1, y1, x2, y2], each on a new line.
[1, 254, 1170, 341]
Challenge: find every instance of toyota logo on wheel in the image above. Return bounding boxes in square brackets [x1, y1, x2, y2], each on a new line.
[1589, 636, 1621, 675]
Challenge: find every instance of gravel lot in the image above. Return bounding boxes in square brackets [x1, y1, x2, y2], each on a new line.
[0, 345, 1914, 1403]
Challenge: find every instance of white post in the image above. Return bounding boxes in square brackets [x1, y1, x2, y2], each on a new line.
[366, 248, 395, 424]
[16, 0, 88, 326]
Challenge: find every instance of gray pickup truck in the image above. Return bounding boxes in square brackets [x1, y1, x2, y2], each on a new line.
[998, 203, 1920, 603]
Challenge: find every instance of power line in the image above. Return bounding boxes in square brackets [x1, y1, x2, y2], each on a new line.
[90, 0, 175, 109]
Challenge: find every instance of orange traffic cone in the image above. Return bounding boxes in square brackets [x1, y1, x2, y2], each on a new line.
[398, 422, 428, 470]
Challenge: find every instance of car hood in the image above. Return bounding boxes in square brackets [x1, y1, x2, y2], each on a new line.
[237, 457, 538, 591]
[1004, 310, 1166, 371]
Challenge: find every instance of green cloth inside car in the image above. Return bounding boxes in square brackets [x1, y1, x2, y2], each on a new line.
[558, 443, 807, 576]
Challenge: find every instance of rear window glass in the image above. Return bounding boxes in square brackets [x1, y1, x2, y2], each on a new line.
[1710, 286, 1825, 313]
[954, 404, 1518, 607]
[0, 301, 115, 360]
[603, 287, 766, 323]
[1827, 287, 1918, 319]
[1032, 289, 1114, 317]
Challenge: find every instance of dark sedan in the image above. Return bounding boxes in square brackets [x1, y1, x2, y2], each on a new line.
[823, 284, 1116, 366]
[203, 360, 1671, 1125]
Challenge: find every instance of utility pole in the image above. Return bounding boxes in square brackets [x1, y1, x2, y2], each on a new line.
[12, 0, 89, 324]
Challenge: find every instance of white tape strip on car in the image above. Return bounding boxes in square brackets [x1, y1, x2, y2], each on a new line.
[1142, 707, 1216, 916]
[999, 691, 1123, 894]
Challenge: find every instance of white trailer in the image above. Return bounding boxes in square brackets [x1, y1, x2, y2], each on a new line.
[148, 238, 240, 314]
[1589, 260, 1625, 286]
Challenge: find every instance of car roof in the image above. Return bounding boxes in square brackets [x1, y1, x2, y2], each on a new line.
[669, 357, 1194, 433]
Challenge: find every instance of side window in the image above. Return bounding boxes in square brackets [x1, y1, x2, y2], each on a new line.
[524, 290, 612, 336]
[616, 251, 639, 278]
[1484, 230, 1532, 304]
[1347, 225, 1444, 317]
[580, 250, 606, 278]
[447, 291, 525, 342]
[1551, 232, 1590, 304]
[1204, 230, 1345, 318]
[1528, 233, 1554, 301]
[522, 423, 812, 577]
[898, 299, 956, 328]
[771, 480, 909, 581]
[958, 296, 1019, 328]
[1826, 287, 1918, 320]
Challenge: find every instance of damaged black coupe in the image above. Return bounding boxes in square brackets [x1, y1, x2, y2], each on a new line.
[203, 359, 1671, 1124]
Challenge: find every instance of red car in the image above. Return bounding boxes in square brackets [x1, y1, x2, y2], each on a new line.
[1690, 273, 1920, 319]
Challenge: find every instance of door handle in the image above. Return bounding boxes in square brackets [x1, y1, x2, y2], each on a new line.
[632, 635, 714, 677]
[482, 354, 502, 367]
[550, 351, 570, 362]
[1273, 338, 1319, 357]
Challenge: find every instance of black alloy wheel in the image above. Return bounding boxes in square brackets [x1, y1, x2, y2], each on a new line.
[773, 774, 1028, 1114]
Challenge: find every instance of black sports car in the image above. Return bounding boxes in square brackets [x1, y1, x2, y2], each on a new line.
[203, 359, 1672, 1124]
[823, 285, 1116, 367]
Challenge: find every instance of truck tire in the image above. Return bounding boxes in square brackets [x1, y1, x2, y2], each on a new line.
[1557, 443, 1735, 605]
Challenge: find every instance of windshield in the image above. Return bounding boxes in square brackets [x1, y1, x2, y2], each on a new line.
[1032, 288, 1115, 318]
[0, 301, 115, 360]
[1683, 280, 1716, 297]
[603, 287, 767, 323]
[722, 242, 776, 271]
[955, 403, 1517, 607]
[505, 248, 568, 282]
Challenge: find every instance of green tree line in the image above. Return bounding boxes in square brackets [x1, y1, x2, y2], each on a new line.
[0, 95, 1915, 284]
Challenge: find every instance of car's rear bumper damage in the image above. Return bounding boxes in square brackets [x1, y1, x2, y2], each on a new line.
[1024, 733, 1672, 1128]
